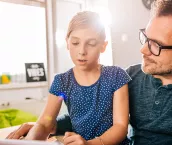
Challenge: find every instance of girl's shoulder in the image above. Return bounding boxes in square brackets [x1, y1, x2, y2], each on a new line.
[101, 65, 131, 82]
[102, 65, 127, 75]
[53, 68, 73, 81]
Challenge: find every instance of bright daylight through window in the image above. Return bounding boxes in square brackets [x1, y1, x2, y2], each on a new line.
[0, 1, 47, 83]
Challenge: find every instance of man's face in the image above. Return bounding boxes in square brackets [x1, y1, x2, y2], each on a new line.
[140, 16, 172, 75]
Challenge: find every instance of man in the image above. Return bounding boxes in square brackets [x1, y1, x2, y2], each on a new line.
[6, 0, 172, 144]
[127, 0, 172, 144]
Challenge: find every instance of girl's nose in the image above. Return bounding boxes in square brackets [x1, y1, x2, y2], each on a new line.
[78, 52, 86, 55]
[78, 45, 87, 55]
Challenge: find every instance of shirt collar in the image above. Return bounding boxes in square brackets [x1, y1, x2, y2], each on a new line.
[151, 75, 172, 89]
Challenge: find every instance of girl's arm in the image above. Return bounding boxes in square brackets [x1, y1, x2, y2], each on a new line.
[25, 93, 63, 140]
[87, 84, 129, 145]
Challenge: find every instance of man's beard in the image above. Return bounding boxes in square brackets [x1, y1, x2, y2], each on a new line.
[141, 56, 172, 75]
[141, 62, 172, 75]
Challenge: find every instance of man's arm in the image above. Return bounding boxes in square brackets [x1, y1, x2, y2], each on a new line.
[6, 122, 35, 139]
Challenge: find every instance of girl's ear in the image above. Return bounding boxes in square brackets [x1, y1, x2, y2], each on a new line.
[100, 41, 108, 53]
[66, 38, 69, 50]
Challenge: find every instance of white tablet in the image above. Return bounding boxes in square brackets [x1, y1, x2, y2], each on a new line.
[0, 139, 63, 145]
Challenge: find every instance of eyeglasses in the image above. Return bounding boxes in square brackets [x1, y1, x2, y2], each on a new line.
[139, 29, 172, 56]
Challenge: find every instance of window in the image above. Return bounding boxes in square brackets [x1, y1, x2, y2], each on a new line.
[0, 1, 47, 76]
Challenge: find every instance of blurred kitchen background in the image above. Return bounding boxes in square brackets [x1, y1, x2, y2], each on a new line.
[0, 0, 150, 123]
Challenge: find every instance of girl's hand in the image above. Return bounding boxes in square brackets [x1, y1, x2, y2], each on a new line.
[63, 132, 88, 145]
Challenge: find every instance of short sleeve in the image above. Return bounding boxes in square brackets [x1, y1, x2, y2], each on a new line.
[113, 67, 132, 91]
[49, 74, 64, 96]
[126, 64, 142, 79]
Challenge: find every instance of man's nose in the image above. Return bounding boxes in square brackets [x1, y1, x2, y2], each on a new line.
[140, 42, 152, 56]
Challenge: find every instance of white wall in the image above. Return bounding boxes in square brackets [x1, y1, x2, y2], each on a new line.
[108, 0, 150, 68]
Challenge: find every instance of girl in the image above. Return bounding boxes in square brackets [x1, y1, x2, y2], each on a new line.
[19, 11, 131, 145]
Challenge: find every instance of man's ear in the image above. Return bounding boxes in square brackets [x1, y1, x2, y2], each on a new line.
[100, 41, 108, 53]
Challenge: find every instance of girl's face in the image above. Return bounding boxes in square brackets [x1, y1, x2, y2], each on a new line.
[66, 27, 107, 70]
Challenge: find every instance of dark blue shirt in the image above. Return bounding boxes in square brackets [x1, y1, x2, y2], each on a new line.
[49, 65, 131, 140]
[127, 64, 172, 145]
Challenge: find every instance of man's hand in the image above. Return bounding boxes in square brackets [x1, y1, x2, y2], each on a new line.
[63, 132, 88, 145]
[6, 122, 35, 139]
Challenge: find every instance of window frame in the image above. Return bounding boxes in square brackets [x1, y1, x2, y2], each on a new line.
[0, 0, 45, 7]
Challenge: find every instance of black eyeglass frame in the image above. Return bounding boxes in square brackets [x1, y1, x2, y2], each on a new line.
[139, 28, 172, 56]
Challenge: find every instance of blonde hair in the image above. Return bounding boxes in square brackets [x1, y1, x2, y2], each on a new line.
[66, 11, 106, 41]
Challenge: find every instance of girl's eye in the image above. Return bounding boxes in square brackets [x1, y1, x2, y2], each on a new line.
[72, 42, 79, 45]
[88, 43, 96, 47]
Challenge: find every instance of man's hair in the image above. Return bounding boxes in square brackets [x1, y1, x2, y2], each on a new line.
[151, 0, 172, 17]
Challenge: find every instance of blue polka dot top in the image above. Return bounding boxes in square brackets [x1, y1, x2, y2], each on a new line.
[49, 65, 131, 140]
